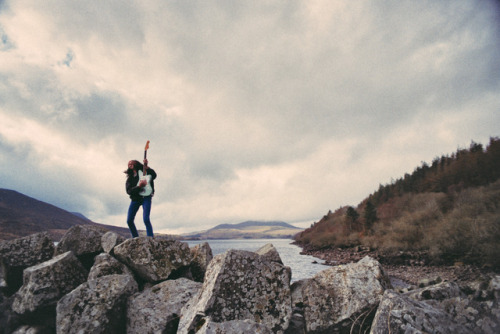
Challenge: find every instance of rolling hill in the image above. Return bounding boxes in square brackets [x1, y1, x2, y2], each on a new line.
[0, 188, 130, 241]
[184, 220, 303, 239]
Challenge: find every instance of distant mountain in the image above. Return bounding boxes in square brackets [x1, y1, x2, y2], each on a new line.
[184, 220, 303, 240]
[0, 189, 130, 241]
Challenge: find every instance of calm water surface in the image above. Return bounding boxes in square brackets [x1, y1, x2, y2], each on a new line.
[187, 239, 329, 282]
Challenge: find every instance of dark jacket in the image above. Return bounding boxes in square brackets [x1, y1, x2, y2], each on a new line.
[126, 168, 157, 201]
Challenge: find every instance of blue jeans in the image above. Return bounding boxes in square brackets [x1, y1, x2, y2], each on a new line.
[127, 196, 154, 237]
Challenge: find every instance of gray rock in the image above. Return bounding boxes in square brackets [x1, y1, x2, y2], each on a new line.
[113, 237, 192, 283]
[0, 232, 55, 293]
[0, 232, 55, 268]
[405, 280, 500, 334]
[291, 256, 391, 333]
[55, 225, 107, 269]
[101, 231, 125, 254]
[178, 249, 292, 334]
[12, 251, 87, 315]
[127, 278, 202, 334]
[56, 274, 138, 334]
[190, 242, 213, 282]
[196, 318, 272, 334]
[256, 243, 283, 265]
[370, 289, 470, 334]
[87, 253, 133, 280]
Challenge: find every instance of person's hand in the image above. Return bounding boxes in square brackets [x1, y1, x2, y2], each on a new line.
[138, 180, 147, 187]
[143, 158, 148, 166]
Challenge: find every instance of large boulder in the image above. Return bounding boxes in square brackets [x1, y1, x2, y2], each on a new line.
[113, 237, 192, 283]
[87, 253, 133, 280]
[56, 274, 138, 334]
[178, 249, 292, 334]
[12, 251, 88, 315]
[127, 278, 202, 334]
[370, 289, 470, 334]
[256, 243, 283, 265]
[55, 225, 107, 269]
[291, 256, 391, 333]
[101, 231, 125, 254]
[0, 232, 55, 294]
[190, 242, 213, 282]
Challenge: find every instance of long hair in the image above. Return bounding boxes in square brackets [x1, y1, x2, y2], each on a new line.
[124, 160, 143, 178]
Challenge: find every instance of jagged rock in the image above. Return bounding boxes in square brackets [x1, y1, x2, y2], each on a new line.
[405, 280, 500, 334]
[56, 274, 138, 334]
[113, 237, 192, 283]
[87, 253, 133, 280]
[101, 231, 125, 254]
[0, 232, 55, 294]
[291, 256, 391, 333]
[12, 251, 88, 315]
[196, 318, 273, 334]
[127, 278, 202, 334]
[55, 225, 107, 269]
[0, 232, 55, 268]
[178, 249, 292, 334]
[370, 289, 470, 334]
[256, 243, 283, 265]
[190, 242, 213, 282]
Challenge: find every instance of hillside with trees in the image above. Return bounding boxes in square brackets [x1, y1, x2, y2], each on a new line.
[295, 137, 500, 268]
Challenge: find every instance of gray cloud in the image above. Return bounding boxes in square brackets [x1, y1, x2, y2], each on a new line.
[0, 0, 499, 233]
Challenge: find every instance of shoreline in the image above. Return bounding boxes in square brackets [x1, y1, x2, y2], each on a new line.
[294, 242, 498, 288]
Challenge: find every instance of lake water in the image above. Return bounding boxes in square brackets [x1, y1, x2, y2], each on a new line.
[187, 239, 329, 282]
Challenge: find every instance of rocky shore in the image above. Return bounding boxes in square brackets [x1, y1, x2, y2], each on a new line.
[296, 243, 497, 288]
[1, 226, 499, 333]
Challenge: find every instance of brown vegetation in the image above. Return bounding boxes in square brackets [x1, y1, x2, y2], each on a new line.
[295, 137, 500, 268]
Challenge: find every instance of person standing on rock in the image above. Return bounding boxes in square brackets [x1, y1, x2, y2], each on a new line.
[124, 159, 157, 237]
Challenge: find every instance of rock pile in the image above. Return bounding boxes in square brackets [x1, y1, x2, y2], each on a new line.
[0, 225, 499, 333]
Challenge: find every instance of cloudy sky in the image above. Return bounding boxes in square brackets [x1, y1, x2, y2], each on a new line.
[1, 1, 499, 235]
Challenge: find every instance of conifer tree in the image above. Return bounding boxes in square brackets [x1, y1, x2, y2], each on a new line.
[364, 200, 378, 233]
[346, 206, 359, 232]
